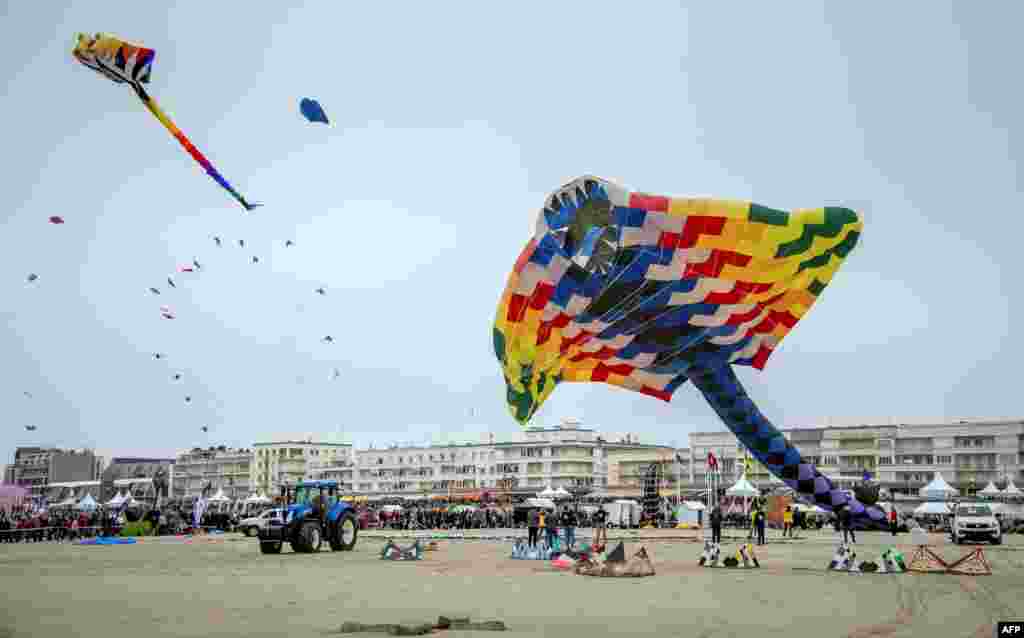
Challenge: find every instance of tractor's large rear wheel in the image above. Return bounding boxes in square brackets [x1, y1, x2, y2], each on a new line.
[292, 521, 323, 553]
[330, 513, 358, 551]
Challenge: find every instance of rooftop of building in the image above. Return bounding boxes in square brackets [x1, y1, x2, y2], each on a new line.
[253, 440, 352, 447]
[179, 446, 253, 457]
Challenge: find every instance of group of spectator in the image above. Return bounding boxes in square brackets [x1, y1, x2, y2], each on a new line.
[369, 506, 514, 530]
[0, 507, 100, 542]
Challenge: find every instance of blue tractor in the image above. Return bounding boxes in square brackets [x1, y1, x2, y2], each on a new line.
[257, 479, 358, 554]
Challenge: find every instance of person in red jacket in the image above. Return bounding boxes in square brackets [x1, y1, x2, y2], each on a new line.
[888, 508, 898, 536]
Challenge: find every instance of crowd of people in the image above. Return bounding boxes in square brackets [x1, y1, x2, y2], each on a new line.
[0, 507, 102, 542]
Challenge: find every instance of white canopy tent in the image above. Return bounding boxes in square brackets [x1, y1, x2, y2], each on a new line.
[524, 497, 556, 510]
[919, 473, 959, 500]
[106, 492, 126, 507]
[914, 501, 951, 516]
[207, 488, 230, 503]
[583, 489, 608, 500]
[1003, 480, 1023, 498]
[77, 494, 98, 511]
[552, 487, 572, 500]
[55, 497, 78, 508]
[978, 481, 1002, 497]
[725, 476, 759, 498]
[536, 486, 558, 499]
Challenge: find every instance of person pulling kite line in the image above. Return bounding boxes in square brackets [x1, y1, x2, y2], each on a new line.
[72, 33, 261, 212]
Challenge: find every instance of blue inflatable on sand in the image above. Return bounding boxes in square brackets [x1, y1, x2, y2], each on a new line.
[78, 537, 137, 546]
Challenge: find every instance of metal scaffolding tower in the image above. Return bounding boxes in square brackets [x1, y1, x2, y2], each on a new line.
[641, 463, 663, 523]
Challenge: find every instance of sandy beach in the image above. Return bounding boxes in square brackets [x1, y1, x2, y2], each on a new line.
[1, 529, 1022, 638]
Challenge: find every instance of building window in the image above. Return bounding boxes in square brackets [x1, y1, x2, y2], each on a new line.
[937, 456, 952, 465]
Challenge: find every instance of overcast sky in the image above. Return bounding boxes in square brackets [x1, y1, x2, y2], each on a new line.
[2, 3, 1021, 466]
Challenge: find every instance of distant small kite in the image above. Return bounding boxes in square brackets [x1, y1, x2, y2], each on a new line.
[300, 98, 329, 124]
[148, 287, 161, 295]
[25, 425, 37, 432]
[49, 216, 65, 225]
[26, 273, 39, 283]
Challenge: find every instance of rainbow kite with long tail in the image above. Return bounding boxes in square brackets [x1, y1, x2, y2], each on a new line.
[72, 33, 261, 212]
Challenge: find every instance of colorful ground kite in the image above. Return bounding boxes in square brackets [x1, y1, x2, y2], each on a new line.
[72, 33, 260, 211]
[494, 175, 885, 528]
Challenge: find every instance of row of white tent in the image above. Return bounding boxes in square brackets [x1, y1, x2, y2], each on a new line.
[918, 473, 1023, 500]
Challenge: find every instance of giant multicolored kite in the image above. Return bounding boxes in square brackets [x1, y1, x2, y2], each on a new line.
[494, 176, 885, 527]
[72, 33, 260, 211]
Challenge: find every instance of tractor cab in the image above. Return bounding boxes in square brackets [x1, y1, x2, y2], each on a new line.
[258, 479, 358, 555]
[280, 480, 339, 524]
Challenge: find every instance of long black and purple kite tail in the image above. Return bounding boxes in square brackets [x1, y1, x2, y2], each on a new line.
[687, 363, 888, 529]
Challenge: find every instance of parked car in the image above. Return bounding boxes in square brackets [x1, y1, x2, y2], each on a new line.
[951, 503, 1001, 545]
[238, 508, 282, 537]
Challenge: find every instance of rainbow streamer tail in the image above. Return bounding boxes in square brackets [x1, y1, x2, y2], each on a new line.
[135, 86, 260, 211]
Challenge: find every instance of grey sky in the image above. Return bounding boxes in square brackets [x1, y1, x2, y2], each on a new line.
[2, 3, 1020, 466]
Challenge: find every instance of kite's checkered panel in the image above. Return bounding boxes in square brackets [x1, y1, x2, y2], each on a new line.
[72, 33, 154, 88]
[494, 176, 883, 526]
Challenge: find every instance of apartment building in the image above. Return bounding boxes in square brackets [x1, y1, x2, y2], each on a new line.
[174, 446, 254, 500]
[332, 419, 677, 498]
[685, 418, 1024, 494]
[251, 439, 353, 494]
[7, 447, 103, 496]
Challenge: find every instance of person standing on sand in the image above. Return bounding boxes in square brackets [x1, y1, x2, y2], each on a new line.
[527, 508, 540, 548]
[592, 506, 608, 548]
[782, 506, 793, 538]
[889, 508, 898, 536]
[840, 505, 856, 545]
[560, 506, 577, 549]
[755, 508, 766, 546]
[538, 508, 548, 546]
[710, 505, 722, 544]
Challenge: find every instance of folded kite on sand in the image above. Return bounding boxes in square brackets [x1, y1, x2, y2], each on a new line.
[574, 543, 655, 577]
[380, 539, 424, 561]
